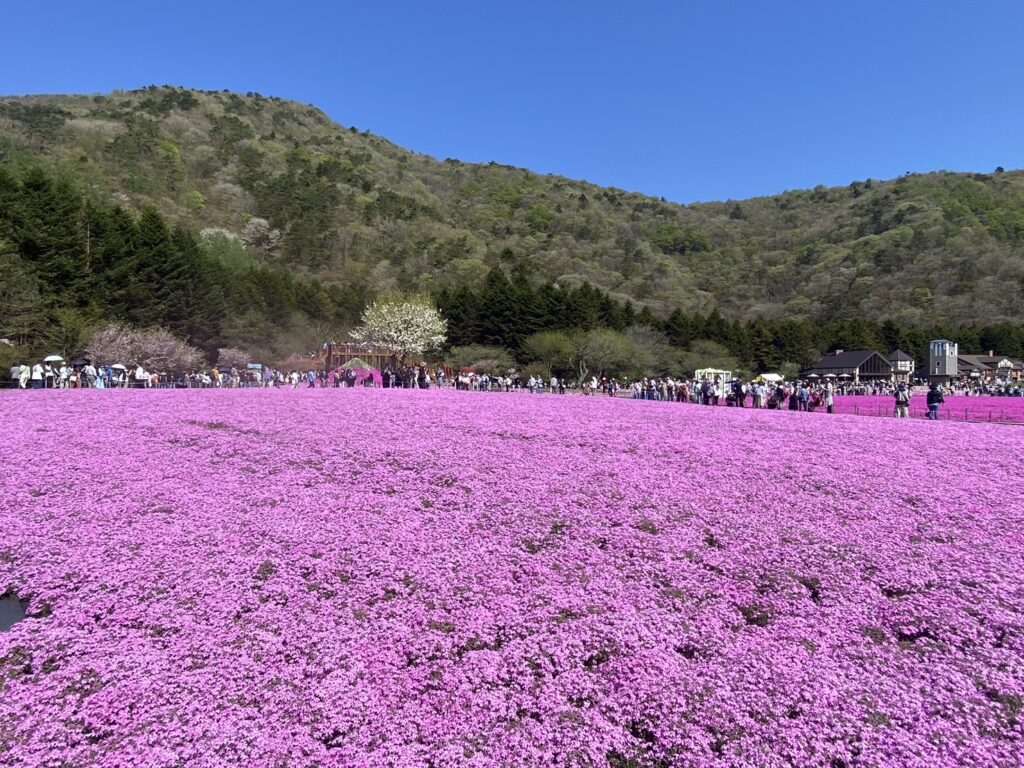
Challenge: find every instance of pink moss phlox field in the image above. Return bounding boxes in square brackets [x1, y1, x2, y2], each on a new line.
[1, 390, 1022, 768]
[833, 394, 1024, 423]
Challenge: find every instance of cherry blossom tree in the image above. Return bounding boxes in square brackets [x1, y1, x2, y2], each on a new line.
[216, 347, 251, 369]
[85, 323, 204, 371]
[350, 295, 447, 361]
[240, 217, 281, 255]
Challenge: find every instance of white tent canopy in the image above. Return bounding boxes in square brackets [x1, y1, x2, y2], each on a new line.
[695, 367, 732, 381]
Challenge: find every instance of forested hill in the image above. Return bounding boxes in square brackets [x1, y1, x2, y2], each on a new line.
[3, 86, 1024, 329]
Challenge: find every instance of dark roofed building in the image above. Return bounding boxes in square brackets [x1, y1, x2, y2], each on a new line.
[888, 349, 915, 383]
[804, 350, 894, 382]
[957, 353, 1023, 382]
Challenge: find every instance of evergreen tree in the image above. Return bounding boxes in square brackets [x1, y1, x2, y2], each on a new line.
[10, 168, 86, 298]
[437, 285, 481, 348]
[565, 283, 602, 331]
[880, 319, 906, 353]
[510, 266, 547, 344]
[111, 207, 173, 326]
[477, 267, 520, 348]
[635, 305, 658, 328]
[703, 309, 730, 345]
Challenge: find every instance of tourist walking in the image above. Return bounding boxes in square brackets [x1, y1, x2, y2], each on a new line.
[894, 383, 911, 418]
[926, 384, 944, 420]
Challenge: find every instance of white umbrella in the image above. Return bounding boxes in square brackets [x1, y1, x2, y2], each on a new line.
[807, 373, 820, 379]
[111, 364, 127, 371]
[823, 373, 837, 378]
[43, 355, 64, 363]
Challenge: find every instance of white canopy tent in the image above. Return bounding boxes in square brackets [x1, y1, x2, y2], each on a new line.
[695, 368, 733, 382]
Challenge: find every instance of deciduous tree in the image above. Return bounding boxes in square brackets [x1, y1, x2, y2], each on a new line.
[351, 295, 446, 361]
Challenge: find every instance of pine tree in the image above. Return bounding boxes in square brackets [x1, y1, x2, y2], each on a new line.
[636, 305, 658, 328]
[111, 207, 172, 326]
[437, 285, 480, 347]
[11, 168, 86, 298]
[477, 267, 519, 348]
[566, 283, 601, 331]
[511, 267, 546, 346]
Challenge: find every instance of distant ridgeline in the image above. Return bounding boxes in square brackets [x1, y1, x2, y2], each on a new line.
[1, 86, 1023, 371]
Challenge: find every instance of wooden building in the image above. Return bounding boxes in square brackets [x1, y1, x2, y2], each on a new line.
[322, 343, 397, 371]
[888, 350, 915, 383]
[956, 353, 1024, 383]
[803, 350, 894, 382]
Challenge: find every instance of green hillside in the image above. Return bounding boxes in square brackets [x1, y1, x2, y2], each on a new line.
[3, 85, 1023, 327]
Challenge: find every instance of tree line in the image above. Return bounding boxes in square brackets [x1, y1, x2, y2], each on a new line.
[435, 266, 1024, 380]
[0, 166, 369, 367]
[2, 164, 1022, 379]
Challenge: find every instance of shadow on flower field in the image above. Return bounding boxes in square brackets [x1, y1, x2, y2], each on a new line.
[0, 389, 1022, 767]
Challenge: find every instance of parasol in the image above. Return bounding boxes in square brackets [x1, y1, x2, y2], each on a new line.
[341, 358, 372, 370]
[43, 355, 64, 363]
[111, 364, 127, 371]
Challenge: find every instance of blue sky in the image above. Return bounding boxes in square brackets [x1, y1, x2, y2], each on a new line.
[2, 1, 1022, 203]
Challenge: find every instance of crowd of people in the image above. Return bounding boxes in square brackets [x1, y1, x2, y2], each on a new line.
[5, 360, 445, 390]
[437, 372, 967, 422]
[618, 377, 956, 419]
[623, 377, 840, 411]
[945, 380, 1024, 397]
[6, 358, 1020, 423]
[6, 362, 268, 389]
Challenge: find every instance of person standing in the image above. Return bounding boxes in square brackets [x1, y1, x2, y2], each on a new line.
[797, 382, 810, 411]
[926, 384, 944, 420]
[30, 362, 44, 389]
[825, 382, 835, 414]
[894, 382, 911, 418]
[19, 364, 31, 389]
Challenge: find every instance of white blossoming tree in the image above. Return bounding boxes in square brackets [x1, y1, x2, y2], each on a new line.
[239, 217, 281, 254]
[350, 296, 447, 362]
[216, 347, 251, 369]
[86, 323, 204, 372]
